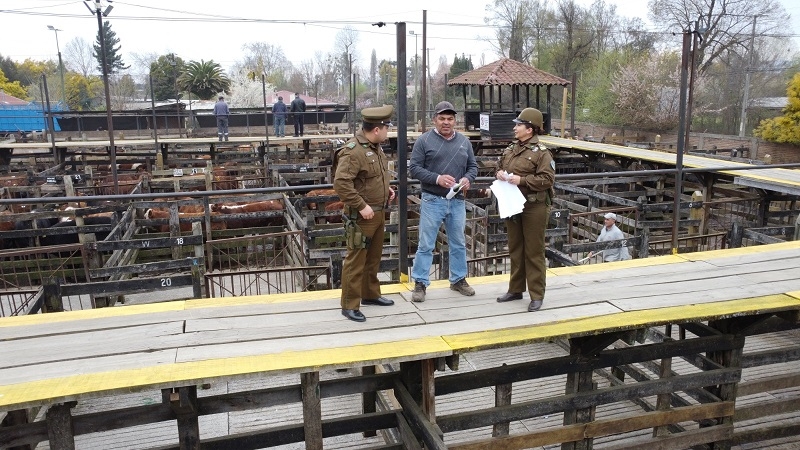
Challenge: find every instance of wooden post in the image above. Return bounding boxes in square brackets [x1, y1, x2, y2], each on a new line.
[795, 212, 800, 241]
[164, 386, 200, 450]
[706, 319, 745, 450]
[169, 203, 181, 260]
[652, 356, 673, 437]
[42, 278, 63, 313]
[46, 402, 76, 450]
[362, 365, 377, 438]
[301, 372, 323, 450]
[730, 223, 743, 248]
[493, 363, 512, 437]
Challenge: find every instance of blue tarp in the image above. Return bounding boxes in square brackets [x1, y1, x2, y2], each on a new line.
[0, 102, 63, 133]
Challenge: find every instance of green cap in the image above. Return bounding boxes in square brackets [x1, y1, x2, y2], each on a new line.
[513, 108, 544, 128]
[362, 105, 394, 126]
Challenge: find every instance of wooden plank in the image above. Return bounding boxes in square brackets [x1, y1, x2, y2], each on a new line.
[442, 295, 800, 352]
[0, 322, 184, 369]
[0, 337, 452, 411]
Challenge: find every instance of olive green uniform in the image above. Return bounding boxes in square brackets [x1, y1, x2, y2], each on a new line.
[333, 130, 391, 310]
[497, 136, 555, 301]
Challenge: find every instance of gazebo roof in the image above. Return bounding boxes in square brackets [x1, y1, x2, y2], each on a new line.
[447, 58, 570, 87]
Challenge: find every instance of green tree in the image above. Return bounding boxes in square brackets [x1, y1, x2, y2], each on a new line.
[65, 73, 103, 111]
[178, 60, 231, 100]
[0, 54, 20, 84]
[0, 68, 29, 99]
[94, 21, 128, 75]
[150, 54, 185, 100]
[753, 73, 800, 145]
[447, 54, 474, 105]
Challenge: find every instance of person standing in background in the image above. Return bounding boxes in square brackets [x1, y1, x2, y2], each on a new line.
[272, 95, 287, 137]
[589, 213, 632, 262]
[290, 92, 306, 137]
[213, 96, 230, 141]
[495, 108, 555, 312]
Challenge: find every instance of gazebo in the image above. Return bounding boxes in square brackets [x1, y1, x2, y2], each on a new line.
[447, 58, 570, 139]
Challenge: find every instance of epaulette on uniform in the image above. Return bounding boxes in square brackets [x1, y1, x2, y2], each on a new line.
[346, 142, 357, 149]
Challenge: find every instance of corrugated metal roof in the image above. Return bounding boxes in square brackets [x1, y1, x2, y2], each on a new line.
[447, 58, 570, 87]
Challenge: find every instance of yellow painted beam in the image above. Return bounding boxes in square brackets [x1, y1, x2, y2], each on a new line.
[0, 337, 451, 411]
[0, 301, 186, 328]
[443, 294, 800, 352]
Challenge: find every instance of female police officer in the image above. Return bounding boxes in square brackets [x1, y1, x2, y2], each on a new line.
[495, 108, 555, 312]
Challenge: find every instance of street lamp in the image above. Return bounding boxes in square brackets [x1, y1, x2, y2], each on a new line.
[409, 31, 419, 127]
[83, 0, 118, 194]
[47, 25, 66, 107]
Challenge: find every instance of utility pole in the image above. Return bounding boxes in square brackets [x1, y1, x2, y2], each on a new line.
[739, 15, 758, 137]
[409, 30, 419, 129]
[47, 25, 66, 107]
[84, 0, 118, 194]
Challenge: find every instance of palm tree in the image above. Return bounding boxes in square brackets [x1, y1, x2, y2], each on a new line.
[178, 60, 231, 100]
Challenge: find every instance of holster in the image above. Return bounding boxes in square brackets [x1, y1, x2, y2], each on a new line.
[343, 212, 368, 250]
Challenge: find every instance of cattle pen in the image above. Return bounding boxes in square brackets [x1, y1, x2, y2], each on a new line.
[1, 132, 800, 448]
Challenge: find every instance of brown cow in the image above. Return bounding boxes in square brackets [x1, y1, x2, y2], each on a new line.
[214, 200, 284, 228]
[305, 188, 338, 210]
[144, 208, 226, 233]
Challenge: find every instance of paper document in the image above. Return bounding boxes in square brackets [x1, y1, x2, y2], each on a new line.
[491, 178, 527, 218]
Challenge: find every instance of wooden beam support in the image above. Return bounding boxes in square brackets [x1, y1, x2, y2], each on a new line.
[362, 366, 377, 438]
[392, 379, 446, 450]
[492, 366, 512, 438]
[46, 402, 76, 450]
[301, 372, 323, 450]
[164, 387, 200, 450]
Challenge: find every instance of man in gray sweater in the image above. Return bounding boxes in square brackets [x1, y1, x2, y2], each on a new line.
[409, 101, 478, 302]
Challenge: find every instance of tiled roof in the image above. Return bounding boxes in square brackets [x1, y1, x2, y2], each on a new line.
[447, 58, 570, 87]
[0, 91, 30, 106]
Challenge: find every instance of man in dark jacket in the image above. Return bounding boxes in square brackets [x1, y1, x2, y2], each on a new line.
[213, 96, 230, 141]
[290, 92, 306, 137]
[272, 96, 287, 137]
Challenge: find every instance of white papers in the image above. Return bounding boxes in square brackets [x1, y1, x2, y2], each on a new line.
[491, 178, 527, 218]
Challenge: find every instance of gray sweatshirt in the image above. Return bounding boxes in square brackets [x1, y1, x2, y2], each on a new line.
[409, 130, 477, 198]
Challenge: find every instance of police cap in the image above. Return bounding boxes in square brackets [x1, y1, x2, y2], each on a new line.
[513, 107, 544, 128]
[361, 105, 394, 126]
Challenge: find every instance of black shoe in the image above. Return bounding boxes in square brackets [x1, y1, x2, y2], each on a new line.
[362, 296, 394, 306]
[497, 292, 523, 303]
[342, 309, 366, 322]
[528, 299, 543, 312]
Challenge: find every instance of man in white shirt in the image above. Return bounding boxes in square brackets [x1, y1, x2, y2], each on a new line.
[591, 212, 631, 262]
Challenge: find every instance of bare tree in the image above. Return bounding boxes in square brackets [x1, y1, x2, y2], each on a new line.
[128, 51, 158, 85]
[550, 0, 595, 77]
[334, 26, 360, 101]
[484, 0, 544, 62]
[234, 42, 293, 85]
[648, 0, 789, 74]
[64, 37, 95, 77]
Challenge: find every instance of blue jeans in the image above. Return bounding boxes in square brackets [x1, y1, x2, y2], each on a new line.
[411, 192, 468, 285]
[274, 116, 285, 136]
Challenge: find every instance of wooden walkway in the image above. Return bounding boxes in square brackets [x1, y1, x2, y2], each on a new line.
[540, 135, 800, 195]
[1, 243, 800, 448]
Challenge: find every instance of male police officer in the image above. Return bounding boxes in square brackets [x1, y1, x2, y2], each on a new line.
[333, 105, 396, 322]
